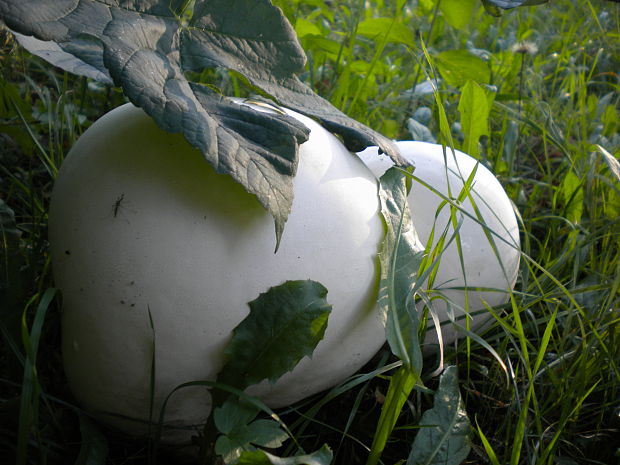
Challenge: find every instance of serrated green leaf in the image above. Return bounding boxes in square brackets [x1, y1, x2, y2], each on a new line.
[236, 444, 333, 465]
[378, 168, 425, 372]
[434, 50, 490, 87]
[213, 399, 288, 463]
[217, 280, 331, 391]
[246, 419, 289, 448]
[1, 0, 404, 241]
[215, 433, 254, 464]
[458, 80, 495, 158]
[407, 366, 471, 465]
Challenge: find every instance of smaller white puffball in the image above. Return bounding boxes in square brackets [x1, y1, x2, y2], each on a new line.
[358, 141, 521, 347]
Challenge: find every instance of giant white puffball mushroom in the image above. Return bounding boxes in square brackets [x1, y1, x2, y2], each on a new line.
[49, 102, 386, 441]
[358, 142, 520, 346]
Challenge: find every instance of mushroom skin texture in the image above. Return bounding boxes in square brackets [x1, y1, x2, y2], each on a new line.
[358, 142, 520, 346]
[49, 102, 386, 441]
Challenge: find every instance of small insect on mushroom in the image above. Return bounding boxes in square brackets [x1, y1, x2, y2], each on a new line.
[112, 194, 125, 218]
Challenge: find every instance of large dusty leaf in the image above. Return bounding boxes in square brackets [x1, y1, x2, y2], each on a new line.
[13, 32, 113, 83]
[378, 167, 425, 372]
[407, 366, 471, 465]
[216, 280, 331, 392]
[0, 0, 403, 242]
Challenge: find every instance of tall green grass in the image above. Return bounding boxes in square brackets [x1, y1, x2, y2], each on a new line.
[1, 0, 619, 463]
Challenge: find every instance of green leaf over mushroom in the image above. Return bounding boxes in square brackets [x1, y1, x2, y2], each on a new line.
[0, 0, 403, 242]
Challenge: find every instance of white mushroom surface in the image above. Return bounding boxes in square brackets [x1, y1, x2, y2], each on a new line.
[49, 103, 386, 440]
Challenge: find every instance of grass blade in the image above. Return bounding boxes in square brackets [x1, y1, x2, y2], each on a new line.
[366, 367, 419, 465]
[16, 288, 57, 465]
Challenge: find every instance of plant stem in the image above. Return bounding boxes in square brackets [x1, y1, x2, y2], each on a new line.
[517, 53, 525, 115]
[366, 366, 419, 465]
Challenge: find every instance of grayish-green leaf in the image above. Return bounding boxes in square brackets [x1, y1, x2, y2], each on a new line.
[236, 444, 333, 465]
[378, 168, 425, 372]
[407, 366, 471, 465]
[214, 398, 260, 435]
[482, 0, 548, 9]
[13, 33, 113, 83]
[0, 0, 309, 243]
[216, 421, 287, 463]
[215, 433, 254, 464]
[0, 0, 404, 241]
[246, 419, 289, 448]
[407, 118, 436, 144]
[217, 280, 331, 391]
